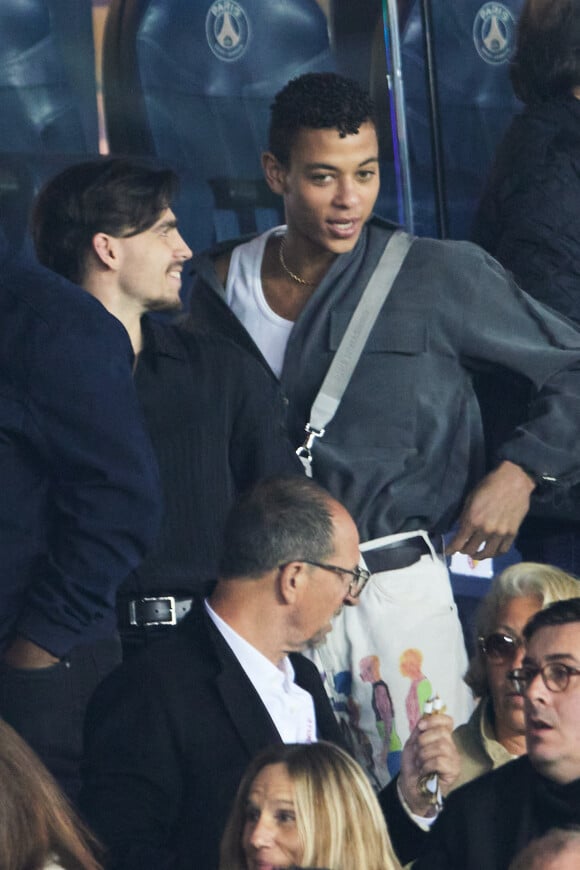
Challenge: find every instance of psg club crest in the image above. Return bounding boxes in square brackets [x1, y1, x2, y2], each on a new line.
[473, 2, 516, 65]
[206, 0, 251, 63]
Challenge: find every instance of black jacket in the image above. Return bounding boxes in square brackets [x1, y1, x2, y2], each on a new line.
[380, 756, 580, 869]
[80, 602, 343, 870]
[472, 98, 580, 524]
[473, 97, 580, 325]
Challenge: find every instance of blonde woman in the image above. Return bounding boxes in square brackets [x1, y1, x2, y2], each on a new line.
[220, 741, 401, 870]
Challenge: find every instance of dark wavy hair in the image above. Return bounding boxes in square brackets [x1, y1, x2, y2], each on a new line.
[268, 72, 377, 165]
[32, 158, 178, 285]
[510, 0, 580, 104]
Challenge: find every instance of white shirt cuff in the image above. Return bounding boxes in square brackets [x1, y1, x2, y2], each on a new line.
[396, 779, 440, 831]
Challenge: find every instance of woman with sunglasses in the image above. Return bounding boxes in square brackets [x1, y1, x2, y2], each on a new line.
[454, 561, 579, 790]
[379, 562, 579, 867]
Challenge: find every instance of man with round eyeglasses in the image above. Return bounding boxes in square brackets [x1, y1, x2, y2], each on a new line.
[508, 660, 580, 695]
[508, 604, 580, 787]
[382, 597, 580, 869]
[379, 562, 579, 866]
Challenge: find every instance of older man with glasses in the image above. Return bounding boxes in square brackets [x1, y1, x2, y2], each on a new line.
[380, 595, 580, 869]
[80, 476, 365, 870]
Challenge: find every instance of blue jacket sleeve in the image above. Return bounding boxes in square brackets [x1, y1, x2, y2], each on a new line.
[0, 254, 162, 657]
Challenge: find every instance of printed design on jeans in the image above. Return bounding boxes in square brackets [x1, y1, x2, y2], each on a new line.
[360, 655, 402, 779]
[332, 670, 383, 790]
[399, 647, 433, 732]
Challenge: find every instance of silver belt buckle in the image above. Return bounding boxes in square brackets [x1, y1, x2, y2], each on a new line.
[129, 595, 177, 627]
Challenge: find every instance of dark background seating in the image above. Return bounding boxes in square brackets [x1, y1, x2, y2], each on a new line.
[2, 1, 527, 251]
[0, 0, 99, 253]
[102, 0, 337, 246]
[0, 0, 530, 645]
[397, 0, 525, 237]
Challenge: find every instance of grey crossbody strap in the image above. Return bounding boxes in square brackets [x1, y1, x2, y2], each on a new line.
[297, 230, 414, 476]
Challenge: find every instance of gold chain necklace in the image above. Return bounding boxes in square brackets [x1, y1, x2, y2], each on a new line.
[278, 236, 317, 287]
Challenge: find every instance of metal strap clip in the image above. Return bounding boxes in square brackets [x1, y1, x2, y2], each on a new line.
[295, 424, 325, 476]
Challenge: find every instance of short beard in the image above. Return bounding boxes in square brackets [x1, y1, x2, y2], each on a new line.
[144, 297, 183, 313]
[307, 629, 331, 649]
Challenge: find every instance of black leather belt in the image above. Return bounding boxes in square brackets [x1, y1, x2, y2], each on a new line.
[362, 535, 435, 574]
[120, 596, 193, 628]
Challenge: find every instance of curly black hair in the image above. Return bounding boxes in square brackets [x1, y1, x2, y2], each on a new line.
[268, 72, 377, 165]
[510, 0, 580, 104]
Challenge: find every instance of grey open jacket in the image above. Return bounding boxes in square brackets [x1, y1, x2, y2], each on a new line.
[187, 216, 580, 540]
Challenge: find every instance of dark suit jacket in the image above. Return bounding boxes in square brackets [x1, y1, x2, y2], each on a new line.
[81, 602, 343, 870]
[0, 232, 160, 656]
[380, 756, 580, 869]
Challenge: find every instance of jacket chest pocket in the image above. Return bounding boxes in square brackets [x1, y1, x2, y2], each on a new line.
[327, 309, 428, 448]
[329, 309, 427, 356]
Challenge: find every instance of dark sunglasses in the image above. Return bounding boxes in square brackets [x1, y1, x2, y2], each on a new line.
[478, 631, 523, 663]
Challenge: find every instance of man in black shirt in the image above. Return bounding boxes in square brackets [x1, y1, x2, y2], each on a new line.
[32, 159, 301, 654]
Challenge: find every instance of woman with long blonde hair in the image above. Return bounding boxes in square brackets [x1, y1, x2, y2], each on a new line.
[220, 741, 401, 870]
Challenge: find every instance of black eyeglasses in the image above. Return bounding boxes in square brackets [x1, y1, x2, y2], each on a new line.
[508, 662, 580, 695]
[478, 632, 523, 664]
[299, 560, 371, 598]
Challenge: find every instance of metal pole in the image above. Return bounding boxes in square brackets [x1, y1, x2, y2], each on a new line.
[382, 0, 414, 233]
[420, 0, 448, 238]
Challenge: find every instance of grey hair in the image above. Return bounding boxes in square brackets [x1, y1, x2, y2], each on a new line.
[218, 476, 337, 580]
[464, 562, 580, 697]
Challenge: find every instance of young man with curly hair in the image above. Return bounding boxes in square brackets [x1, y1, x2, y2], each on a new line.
[189, 71, 580, 787]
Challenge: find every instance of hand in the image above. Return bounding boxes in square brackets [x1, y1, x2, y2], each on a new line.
[447, 460, 535, 560]
[2, 636, 60, 669]
[398, 712, 460, 817]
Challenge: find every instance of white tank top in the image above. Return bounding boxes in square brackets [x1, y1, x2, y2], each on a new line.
[225, 225, 293, 378]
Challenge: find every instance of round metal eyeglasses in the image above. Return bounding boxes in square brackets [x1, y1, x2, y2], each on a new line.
[478, 631, 523, 663]
[300, 559, 371, 598]
[508, 662, 580, 694]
